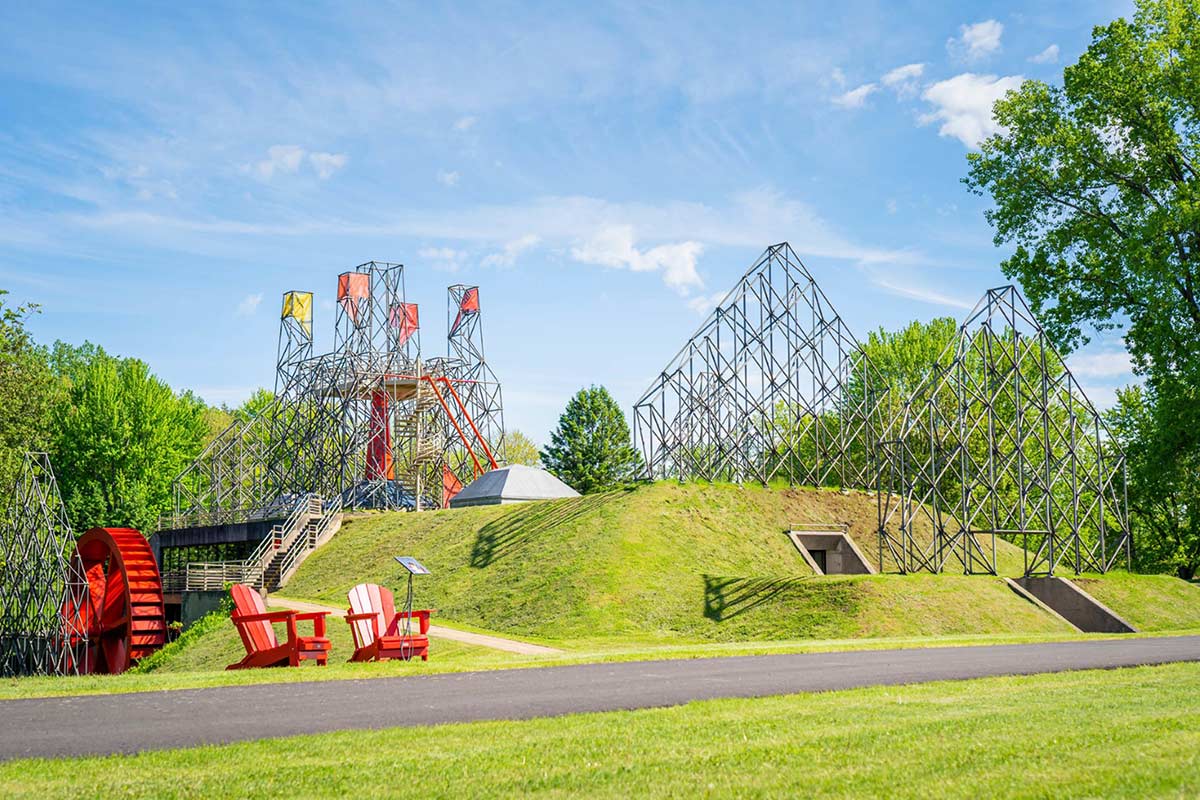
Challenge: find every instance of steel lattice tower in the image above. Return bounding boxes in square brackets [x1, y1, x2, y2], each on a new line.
[876, 286, 1131, 576]
[0, 453, 89, 676]
[633, 242, 890, 489]
[171, 262, 505, 521]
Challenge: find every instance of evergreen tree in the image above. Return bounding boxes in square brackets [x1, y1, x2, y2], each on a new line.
[541, 386, 642, 493]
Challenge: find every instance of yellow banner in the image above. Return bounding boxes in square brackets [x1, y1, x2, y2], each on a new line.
[281, 291, 313, 337]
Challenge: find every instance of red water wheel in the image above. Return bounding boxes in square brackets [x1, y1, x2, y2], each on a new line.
[70, 527, 167, 674]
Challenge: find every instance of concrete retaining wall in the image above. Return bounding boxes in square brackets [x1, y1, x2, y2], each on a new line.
[1015, 576, 1137, 633]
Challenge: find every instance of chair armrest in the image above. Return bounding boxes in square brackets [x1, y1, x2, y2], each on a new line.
[294, 610, 327, 638]
[233, 610, 296, 624]
[344, 612, 378, 622]
[397, 609, 434, 634]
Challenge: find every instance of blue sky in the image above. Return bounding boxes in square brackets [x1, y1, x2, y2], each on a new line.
[0, 1, 1137, 443]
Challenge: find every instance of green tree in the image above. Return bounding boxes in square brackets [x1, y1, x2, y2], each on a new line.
[965, 0, 1200, 389]
[0, 292, 58, 500]
[504, 429, 542, 467]
[965, 0, 1200, 573]
[50, 347, 208, 532]
[1106, 383, 1200, 578]
[541, 386, 642, 493]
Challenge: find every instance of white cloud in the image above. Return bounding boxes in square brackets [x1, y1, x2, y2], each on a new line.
[881, 63, 925, 98]
[829, 67, 846, 88]
[1069, 351, 1132, 378]
[885, 198, 898, 215]
[437, 170, 461, 187]
[418, 246, 468, 272]
[832, 83, 878, 109]
[453, 116, 477, 132]
[571, 225, 705, 294]
[252, 145, 305, 179]
[870, 276, 973, 310]
[919, 73, 1024, 148]
[482, 234, 540, 268]
[68, 187, 921, 272]
[1029, 44, 1060, 64]
[248, 146, 346, 179]
[687, 291, 728, 315]
[236, 292, 263, 316]
[308, 151, 348, 179]
[948, 20, 1004, 62]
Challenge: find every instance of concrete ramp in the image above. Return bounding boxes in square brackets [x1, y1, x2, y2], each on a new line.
[1015, 577, 1137, 633]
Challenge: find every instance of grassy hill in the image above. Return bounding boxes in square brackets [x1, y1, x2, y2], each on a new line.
[283, 482, 1071, 643]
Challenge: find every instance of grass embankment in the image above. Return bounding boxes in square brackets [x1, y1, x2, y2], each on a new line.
[285, 481, 1051, 642]
[1074, 572, 1200, 631]
[4, 662, 1198, 798]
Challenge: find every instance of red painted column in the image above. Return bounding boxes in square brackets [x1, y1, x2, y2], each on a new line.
[366, 389, 394, 480]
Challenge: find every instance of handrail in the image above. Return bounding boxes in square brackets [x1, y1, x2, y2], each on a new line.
[178, 494, 324, 591]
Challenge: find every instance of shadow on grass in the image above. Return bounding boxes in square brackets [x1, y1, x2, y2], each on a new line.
[469, 492, 618, 568]
[703, 575, 801, 622]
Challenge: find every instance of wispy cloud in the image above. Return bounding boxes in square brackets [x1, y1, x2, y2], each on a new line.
[251, 145, 305, 179]
[572, 225, 705, 295]
[453, 116, 477, 132]
[948, 20, 1004, 62]
[1069, 350, 1132, 378]
[418, 246, 468, 272]
[881, 63, 925, 98]
[481, 234, 539, 268]
[248, 145, 346, 180]
[309, 151, 348, 179]
[870, 275, 973, 310]
[686, 291, 728, 315]
[832, 83, 877, 109]
[437, 170, 461, 187]
[1029, 44, 1060, 64]
[236, 292, 263, 316]
[920, 73, 1024, 148]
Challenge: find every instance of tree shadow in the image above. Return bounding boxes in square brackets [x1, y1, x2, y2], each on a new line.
[703, 575, 800, 622]
[468, 491, 621, 568]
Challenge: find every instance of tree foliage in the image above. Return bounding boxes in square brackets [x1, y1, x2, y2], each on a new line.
[49, 345, 209, 533]
[541, 386, 642, 493]
[0, 292, 57, 503]
[966, 0, 1200, 574]
[504, 429, 541, 467]
[1106, 383, 1200, 578]
[965, 0, 1200, 388]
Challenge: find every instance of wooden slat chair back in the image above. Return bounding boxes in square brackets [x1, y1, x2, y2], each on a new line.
[344, 582, 433, 662]
[226, 583, 331, 670]
[231, 583, 279, 654]
[348, 582, 394, 650]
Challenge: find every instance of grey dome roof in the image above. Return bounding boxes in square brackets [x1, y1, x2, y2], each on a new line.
[449, 464, 580, 508]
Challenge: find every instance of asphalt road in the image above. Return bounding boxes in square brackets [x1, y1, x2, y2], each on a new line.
[2, 635, 1198, 761]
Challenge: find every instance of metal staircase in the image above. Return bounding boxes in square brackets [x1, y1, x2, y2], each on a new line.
[182, 495, 342, 592]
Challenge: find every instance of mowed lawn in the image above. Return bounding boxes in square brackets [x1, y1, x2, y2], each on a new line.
[3, 662, 1198, 798]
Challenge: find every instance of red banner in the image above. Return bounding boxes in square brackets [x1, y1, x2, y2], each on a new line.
[389, 302, 419, 346]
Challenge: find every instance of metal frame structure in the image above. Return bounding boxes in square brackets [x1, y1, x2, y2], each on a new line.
[0, 453, 89, 676]
[169, 263, 505, 525]
[633, 242, 890, 489]
[877, 286, 1131, 576]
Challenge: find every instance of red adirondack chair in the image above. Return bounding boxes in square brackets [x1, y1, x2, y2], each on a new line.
[226, 583, 331, 670]
[344, 583, 432, 662]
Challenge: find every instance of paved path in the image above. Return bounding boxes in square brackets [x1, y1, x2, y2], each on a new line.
[269, 596, 563, 656]
[3, 636, 1197, 761]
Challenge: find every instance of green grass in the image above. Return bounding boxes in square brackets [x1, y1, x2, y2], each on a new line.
[284, 481, 1045, 642]
[4, 662, 1198, 798]
[1074, 572, 1200, 631]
